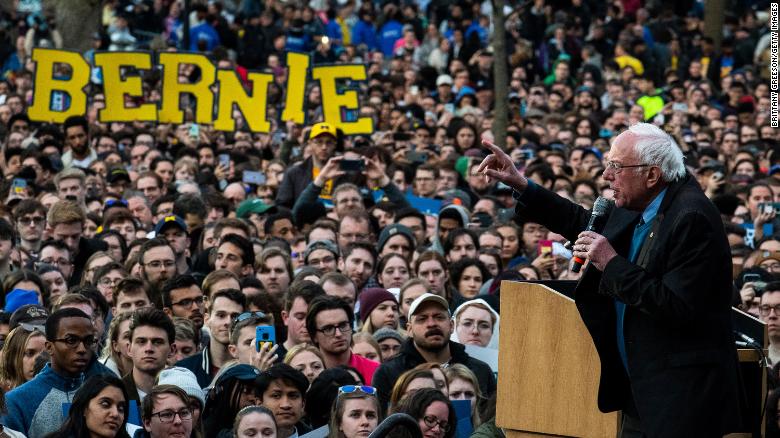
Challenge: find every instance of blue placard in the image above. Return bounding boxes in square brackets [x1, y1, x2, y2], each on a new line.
[406, 195, 442, 216]
[451, 399, 473, 438]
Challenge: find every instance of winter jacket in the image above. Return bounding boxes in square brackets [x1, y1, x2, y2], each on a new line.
[3, 358, 112, 437]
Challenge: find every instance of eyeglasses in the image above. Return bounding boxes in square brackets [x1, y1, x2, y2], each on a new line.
[151, 408, 192, 423]
[317, 321, 352, 336]
[422, 415, 451, 433]
[52, 335, 97, 349]
[605, 161, 650, 174]
[98, 278, 122, 287]
[39, 258, 72, 267]
[144, 260, 176, 269]
[759, 304, 780, 317]
[338, 385, 377, 396]
[18, 216, 45, 225]
[171, 296, 205, 308]
[231, 311, 268, 331]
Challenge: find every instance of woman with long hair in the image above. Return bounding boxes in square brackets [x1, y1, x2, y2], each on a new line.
[327, 386, 382, 438]
[99, 312, 134, 378]
[202, 364, 263, 437]
[44, 374, 131, 438]
[444, 364, 484, 429]
[393, 388, 456, 438]
[389, 369, 437, 408]
[0, 326, 45, 391]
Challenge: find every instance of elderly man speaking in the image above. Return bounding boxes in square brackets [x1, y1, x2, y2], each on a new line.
[478, 123, 743, 437]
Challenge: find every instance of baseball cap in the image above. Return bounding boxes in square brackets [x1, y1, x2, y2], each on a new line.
[9, 304, 49, 330]
[436, 74, 453, 87]
[154, 215, 187, 235]
[756, 251, 780, 267]
[236, 199, 276, 218]
[407, 293, 450, 320]
[310, 122, 338, 139]
[107, 167, 130, 184]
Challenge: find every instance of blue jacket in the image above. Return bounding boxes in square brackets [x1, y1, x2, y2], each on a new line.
[3, 358, 113, 437]
[176, 345, 214, 388]
[378, 20, 403, 56]
[351, 20, 377, 51]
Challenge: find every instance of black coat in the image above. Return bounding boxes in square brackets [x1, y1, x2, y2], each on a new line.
[371, 338, 496, 411]
[514, 174, 744, 437]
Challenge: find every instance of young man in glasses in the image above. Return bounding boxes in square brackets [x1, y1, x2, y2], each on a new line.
[162, 275, 206, 333]
[12, 199, 46, 258]
[139, 238, 178, 297]
[758, 281, 780, 365]
[256, 363, 310, 438]
[142, 385, 194, 438]
[125, 308, 175, 405]
[4, 307, 112, 437]
[176, 289, 245, 387]
[305, 295, 379, 384]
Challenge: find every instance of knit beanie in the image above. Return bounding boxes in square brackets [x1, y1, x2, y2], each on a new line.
[157, 367, 205, 407]
[359, 288, 398, 323]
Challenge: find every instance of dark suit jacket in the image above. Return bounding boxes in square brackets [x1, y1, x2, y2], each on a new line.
[514, 174, 744, 437]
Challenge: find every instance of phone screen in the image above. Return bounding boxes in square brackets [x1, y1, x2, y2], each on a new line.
[256, 326, 276, 352]
[339, 159, 365, 172]
[539, 240, 553, 256]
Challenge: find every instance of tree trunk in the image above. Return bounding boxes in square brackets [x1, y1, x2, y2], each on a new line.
[47, 0, 102, 52]
[491, 0, 508, 148]
[702, 0, 725, 52]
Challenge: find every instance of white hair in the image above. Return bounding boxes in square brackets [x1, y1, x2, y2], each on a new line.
[628, 123, 686, 182]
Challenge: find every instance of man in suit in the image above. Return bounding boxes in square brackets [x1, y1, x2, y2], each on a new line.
[478, 123, 743, 437]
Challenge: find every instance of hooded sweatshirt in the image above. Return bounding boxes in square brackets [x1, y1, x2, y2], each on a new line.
[3, 357, 112, 437]
[450, 298, 501, 349]
[430, 204, 471, 254]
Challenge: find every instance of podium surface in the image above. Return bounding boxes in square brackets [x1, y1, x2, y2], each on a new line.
[497, 281, 617, 438]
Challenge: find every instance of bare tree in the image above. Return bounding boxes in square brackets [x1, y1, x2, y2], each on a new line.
[47, 0, 102, 52]
[491, 0, 508, 149]
[702, 0, 725, 52]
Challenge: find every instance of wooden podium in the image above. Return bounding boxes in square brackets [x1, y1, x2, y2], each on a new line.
[496, 281, 618, 438]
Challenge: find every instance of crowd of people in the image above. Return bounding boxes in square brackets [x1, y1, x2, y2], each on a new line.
[0, 0, 773, 436]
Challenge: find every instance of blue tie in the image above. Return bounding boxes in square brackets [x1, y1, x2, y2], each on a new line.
[615, 218, 653, 372]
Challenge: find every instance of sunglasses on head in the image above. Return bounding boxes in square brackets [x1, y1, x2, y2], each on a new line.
[338, 385, 377, 396]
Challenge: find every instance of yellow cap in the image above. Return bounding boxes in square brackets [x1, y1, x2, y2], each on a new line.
[310, 122, 338, 139]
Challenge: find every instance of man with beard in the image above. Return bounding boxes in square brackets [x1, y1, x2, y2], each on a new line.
[276, 122, 340, 208]
[305, 295, 379, 384]
[139, 238, 177, 304]
[371, 293, 495, 409]
[61, 116, 96, 169]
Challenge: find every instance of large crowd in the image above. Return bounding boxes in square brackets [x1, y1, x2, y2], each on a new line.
[0, 0, 774, 437]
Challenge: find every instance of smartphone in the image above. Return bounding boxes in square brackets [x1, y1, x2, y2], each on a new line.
[256, 326, 276, 352]
[406, 150, 428, 163]
[218, 154, 230, 169]
[243, 171, 266, 185]
[712, 171, 724, 180]
[672, 103, 688, 112]
[538, 240, 553, 256]
[410, 85, 419, 95]
[339, 159, 365, 172]
[760, 203, 780, 214]
[11, 178, 27, 194]
[189, 123, 200, 138]
[444, 103, 455, 113]
[743, 274, 761, 284]
[393, 132, 412, 142]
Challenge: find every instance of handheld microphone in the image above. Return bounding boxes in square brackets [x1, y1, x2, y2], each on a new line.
[571, 197, 614, 273]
